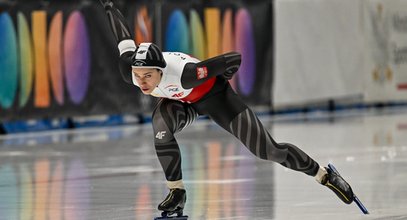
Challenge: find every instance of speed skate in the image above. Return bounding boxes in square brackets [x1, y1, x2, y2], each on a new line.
[154, 203, 188, 220]
[328, 163, 369, 214]
[154, 211, 188, 220]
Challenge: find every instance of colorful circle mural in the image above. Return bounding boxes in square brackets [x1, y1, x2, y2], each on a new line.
[48, 11, 64, 105]
[64, 11, 91, 105]
[17, 12, 34, 107]
[165, 10, 190, 53]
[235, 9, 256, 96]
[189, 10, 206, 60]
[0, 12, 18, 109]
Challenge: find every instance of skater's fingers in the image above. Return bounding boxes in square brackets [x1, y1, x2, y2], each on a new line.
[99, 0, 113, 8]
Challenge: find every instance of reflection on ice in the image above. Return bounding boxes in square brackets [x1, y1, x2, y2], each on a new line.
[0, 111, 407, 219]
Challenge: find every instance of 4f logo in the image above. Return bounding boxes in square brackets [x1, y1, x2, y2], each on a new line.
[172, 92, 184, 98]
[156, 131, 166, 140]
[197, 67, 208, 79]
[134, 60, 146, 66]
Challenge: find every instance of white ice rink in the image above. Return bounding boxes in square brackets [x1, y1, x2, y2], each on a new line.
[0, 108, 407, 219]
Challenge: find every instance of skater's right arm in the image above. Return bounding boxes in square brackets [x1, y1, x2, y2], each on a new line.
[180, 52, 241, 89]
[100, 0, 136, 84]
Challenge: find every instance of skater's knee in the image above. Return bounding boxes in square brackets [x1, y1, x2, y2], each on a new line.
[262, 145, 287, 163]
[254, 141, 287, 163]
[152, 100, 186, 133]
[246, 143, 287, 162]
[152, 115, 174, 145]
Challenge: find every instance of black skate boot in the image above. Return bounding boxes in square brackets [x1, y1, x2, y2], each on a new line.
[321, 166, 354, 204]
[155, 188, 188, 220]
[326, 163, 369, 214]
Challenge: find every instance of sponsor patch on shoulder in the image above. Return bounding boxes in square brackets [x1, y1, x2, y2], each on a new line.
[165, 85, 180, 92]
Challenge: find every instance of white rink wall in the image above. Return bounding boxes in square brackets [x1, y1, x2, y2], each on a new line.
[273, 0, 407, 108]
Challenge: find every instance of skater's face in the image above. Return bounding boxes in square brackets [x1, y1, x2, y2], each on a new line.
[132, 68, 162, 95]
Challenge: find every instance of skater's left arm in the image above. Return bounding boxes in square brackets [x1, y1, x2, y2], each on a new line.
[100, 0, 137, 84]
[180, 52, 241, 89]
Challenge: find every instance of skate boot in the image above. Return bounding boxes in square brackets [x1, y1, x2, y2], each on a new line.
[326, 164, 369, 214]
[321, 166, 354, 204]
[156, 188, 188, 219]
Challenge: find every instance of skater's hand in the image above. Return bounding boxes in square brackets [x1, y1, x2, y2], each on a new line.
[223, 68, 237, 80]
[222, 52, 241, 80]
[99, 0, 113, 9]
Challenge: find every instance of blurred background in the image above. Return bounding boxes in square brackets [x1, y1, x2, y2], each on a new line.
[1, 0, 407, 133]
[1, 0, 274, 132]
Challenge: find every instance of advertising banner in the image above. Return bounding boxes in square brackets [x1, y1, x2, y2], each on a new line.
[0, 1, 153, 121]
[0, 0, 272, 121]
[274, 0, 365, 106]
[364, 0, 407, 102]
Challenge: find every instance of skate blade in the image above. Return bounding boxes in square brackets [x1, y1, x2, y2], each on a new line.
[328, 163, 369, 214]
[154, 215, 188, 220]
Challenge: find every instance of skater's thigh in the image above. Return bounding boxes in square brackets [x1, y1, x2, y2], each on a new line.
[152, 98, 198, 134]
[194, 84, 247, 132]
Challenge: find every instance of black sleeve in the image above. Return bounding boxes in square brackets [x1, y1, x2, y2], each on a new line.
[100, 0, 133, 43]
[180, 52, 241, 89]
[100, 1, 136, 84]
[118, 51, 133, 84]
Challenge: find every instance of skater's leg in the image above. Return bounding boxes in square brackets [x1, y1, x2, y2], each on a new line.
[194, 84, 354, 204]
[228, 108, 319, 175]
[197, 85, 319, 175]
[152, 98, 197, 215]
[152, 98, 197, 186]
